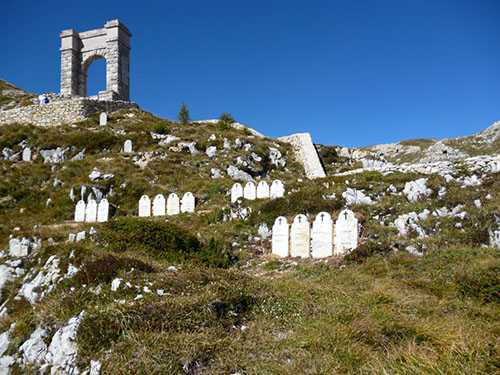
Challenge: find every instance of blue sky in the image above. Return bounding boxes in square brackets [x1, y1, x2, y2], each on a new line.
[1, 1, 499, 147]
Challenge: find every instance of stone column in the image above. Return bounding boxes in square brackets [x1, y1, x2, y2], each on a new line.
[60, 29, 81, 96]
[104, 20, 131, 101]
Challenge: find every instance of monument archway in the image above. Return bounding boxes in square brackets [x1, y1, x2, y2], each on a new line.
[60, 20, 131, 101]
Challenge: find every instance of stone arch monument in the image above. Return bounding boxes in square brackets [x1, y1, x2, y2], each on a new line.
[60, 20, 131, 101]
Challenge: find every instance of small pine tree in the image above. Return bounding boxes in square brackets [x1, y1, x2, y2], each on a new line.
[178, 102, 190, 125]
[218, 112, 235, 130]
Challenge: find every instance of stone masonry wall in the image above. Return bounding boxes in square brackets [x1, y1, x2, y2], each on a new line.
[0, 93, 138, 126]
[279, 133, 326, 179]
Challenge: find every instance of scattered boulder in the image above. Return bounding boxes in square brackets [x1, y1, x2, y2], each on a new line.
[342, 188, 374, 206]
[210, 168, 223, 179]
[206, 146, 217, 159]
[226, 166, 253, 182]
[88, 168, 114, 181]
[40, 147, 69, 163]
[403, 178, 432, 202]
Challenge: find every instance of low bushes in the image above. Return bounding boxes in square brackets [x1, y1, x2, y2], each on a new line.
[99, 218, 231, 268]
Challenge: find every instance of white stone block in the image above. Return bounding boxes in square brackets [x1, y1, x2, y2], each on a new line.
[99, 112, 107, 126]
[270, 180, 285, 199]
[231, 183, 243, 203]
[181, 192, 195, 213]
[243, 182, 256, 200]
[85, 200, 97, 222]
[22, 148, 31, 161]
[290, 214, 310, 258]
[167, 193, 180, 215]
[138, 195, 151, 217]
[311, 212, 333, 258]
[256, 181, 270, 199]
[74, 200, 86, 222]
[97, 199, 109, 222]
[152, 194, 165, 216]
[124, 139, 133, 153]
[334, 209, 358, 255]
[272, 216, 289, 257]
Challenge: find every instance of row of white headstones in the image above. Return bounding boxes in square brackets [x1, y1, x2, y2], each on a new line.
[138, 192, 195, 217]
[231, 180, 285, 203]
[272, 209, 358, 258]
[74, 199, 109, 222]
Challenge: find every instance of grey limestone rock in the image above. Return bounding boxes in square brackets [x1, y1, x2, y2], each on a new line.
[71, 148, 86, 161]
[342, 188, 374, 206]
[40, 147, 70, 163]
[88, 168, 114, 181]
[206, 146, 217, 159]
[403, 178, 432, 202]
[210, 168, 223, 179]
[269, 147, 286, 168]
[226, 166, 253, 182]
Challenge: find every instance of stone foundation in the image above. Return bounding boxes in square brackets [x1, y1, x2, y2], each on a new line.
[0, 93, 138, 126]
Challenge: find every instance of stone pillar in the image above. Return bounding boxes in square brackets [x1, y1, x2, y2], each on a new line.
[104, 20, 131, 101]
[60, 29, 81, 96]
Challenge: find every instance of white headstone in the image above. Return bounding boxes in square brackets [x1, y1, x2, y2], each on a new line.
[22, 147, 31, 161]
[231, 183, 243, 203]
[181, 192, 195, 213]
[74, 200, 86, 222]
[152, 194, 166, 216]
[272, 216, 289, 257]
[167, 193, 180, 215]
[311, 212, 333, 258]
[334, 209, 359, 255]
[290, 214, 310, 258]
[270, 180, 285, 199]
[85, 199, 97, 223]
[138, 195, 151, 217]
[256, 181, 270, 199]
[99, 112, 107, 126]
[97, 198, 109, 222]
[124, 139, 133, 153]
[243, 182, 256, 200]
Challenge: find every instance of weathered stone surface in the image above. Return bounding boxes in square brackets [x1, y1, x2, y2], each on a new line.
[227, 165, 253, 182]
[74, 200, 86, 222]
[269, 147, 286, 167]
[258, 223, 272, 239]
[211, 168, 223, 179]
[272, 216, 289, 257]
[40, 147, 69, 163]
[243, 182, 256, 200]
[311, 212, 333, 258]
[167, 193, 180, 215]
[9, 237, 30, 257]
[88, 168, 114, 181]
[403, 178, 432, 202]
[256, 181, 270, 199]
[85, 199, 97, 222]
[181, 192, 195, 213]
[0, 93, 138, 126]
[231, 183, 243, 203]
[334, 210, 358, 255]
[290, 214, 310, 258]
[20, 327, 48, 364]
[206, 146, 217, 159]
[270, 180, 285, 199]
[278, 133, 325, 179]
[97, 198, 109, 222]
[342, 188, 374, 205]
[138, 195, 151, 217]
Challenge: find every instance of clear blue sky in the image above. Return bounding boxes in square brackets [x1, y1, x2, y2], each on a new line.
[1, 1, 499, 147]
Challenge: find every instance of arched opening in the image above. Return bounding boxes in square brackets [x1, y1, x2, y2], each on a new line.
[83, 56, 106, 98]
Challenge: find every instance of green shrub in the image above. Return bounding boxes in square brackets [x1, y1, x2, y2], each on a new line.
[218, 112, 235, 130]
[99, 219, 230, 267]
[456, 265, 500, 303]
[177, 102, 190, 125]
[344, 241, 392, 263]
[77, 254, 155, 284]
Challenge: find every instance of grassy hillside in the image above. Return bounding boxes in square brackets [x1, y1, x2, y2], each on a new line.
[0, 107, 499, 374]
